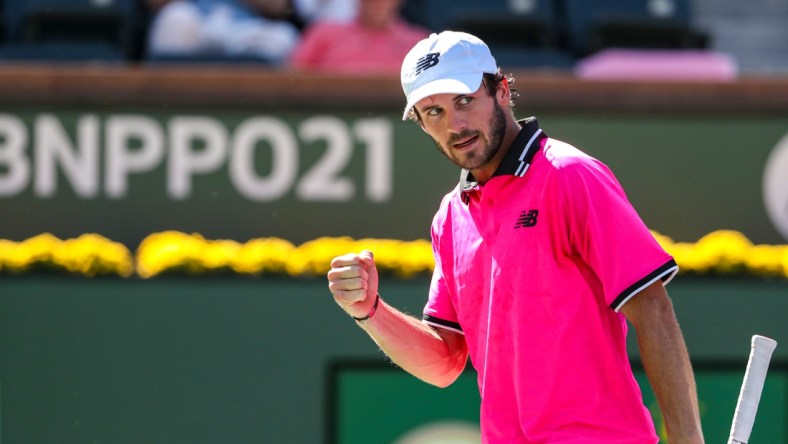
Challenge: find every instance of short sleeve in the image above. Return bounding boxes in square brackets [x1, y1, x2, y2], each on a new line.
[422, 213, 463, 334]
[559, 156, 678, 311]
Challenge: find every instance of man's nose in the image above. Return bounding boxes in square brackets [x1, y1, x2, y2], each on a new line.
[447, 110, 468, 134]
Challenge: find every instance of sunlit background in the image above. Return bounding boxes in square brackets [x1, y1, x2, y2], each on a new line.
[0, 0, 787, 443]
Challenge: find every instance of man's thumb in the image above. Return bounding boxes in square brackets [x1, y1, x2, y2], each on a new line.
[359, 250, 375, 267]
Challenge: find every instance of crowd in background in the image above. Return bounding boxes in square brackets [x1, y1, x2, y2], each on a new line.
[1, 0, 787, 76]
[143, 0, 428, 73]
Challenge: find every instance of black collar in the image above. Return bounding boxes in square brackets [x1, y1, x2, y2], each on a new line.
[460, 117, 546, 203]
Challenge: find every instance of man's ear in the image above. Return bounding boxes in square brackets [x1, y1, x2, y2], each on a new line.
[497, 77, 511, 104]
[412, 110, 427, 132]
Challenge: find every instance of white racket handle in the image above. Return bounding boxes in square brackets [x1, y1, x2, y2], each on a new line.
[728, 335, 777, 444]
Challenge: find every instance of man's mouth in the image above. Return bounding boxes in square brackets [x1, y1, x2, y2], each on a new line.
[453, 135, 478, 150]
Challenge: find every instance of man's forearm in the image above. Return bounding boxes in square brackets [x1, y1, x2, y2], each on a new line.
[327, 252, 467, 387]
[635, 298, 704, 443]
[358, 298, 468, 388]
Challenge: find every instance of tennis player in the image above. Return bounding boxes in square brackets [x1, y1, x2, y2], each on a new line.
[327, 31, 705, 443]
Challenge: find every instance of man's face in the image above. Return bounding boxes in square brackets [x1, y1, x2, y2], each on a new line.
[415, 83, 508, 172]
[358, 0, 402, 28]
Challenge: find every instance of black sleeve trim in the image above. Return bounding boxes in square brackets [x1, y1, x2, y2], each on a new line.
[422, 314, 463, 334]
[609, 259, 679, 311]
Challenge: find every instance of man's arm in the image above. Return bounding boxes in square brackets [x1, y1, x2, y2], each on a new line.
[620, 281, 705, 444]
[327, 250, 468, 388]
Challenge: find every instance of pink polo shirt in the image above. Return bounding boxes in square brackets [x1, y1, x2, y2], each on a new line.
[424, 118, 677, 443]
[289, 19, 428, 74]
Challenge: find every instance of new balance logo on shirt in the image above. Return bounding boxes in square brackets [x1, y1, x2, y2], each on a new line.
[415, 53, 440, 75]
[514, 209, 539, 228]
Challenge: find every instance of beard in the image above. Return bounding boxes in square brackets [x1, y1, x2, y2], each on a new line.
[433, 100, 508, 171]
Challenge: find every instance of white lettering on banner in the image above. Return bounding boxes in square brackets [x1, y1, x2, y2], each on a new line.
[35, 114, 99, 198]
[106, 115, 164, 199]
[0, 113, 394, 202]
[230, 117, 297, 201]
[169, 117, 228, 200]
[296, 116, 354, 201]
[0, 114, 29, 196]
[763, 132, 788, 242]
[355, 118, 392, 202]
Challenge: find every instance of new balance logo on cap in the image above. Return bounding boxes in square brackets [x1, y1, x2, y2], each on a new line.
[514, 210, 539, 228]
[415, 52, 440, 75]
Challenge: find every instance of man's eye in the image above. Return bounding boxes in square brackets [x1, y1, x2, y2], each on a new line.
[427, 108, 442, 116]
[459, 97, 473, 105]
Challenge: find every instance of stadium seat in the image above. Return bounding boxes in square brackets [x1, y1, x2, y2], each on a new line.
[146, 53, 276, 66]
[2, 0, 139, 61]
[413, 0, 575, 68]
[0, 0, 5, 43]
[490, 47, 576, 69]
[0, 40, 127, 62]
[562, 0, 708, 55]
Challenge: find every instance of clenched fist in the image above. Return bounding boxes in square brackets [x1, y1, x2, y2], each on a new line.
[327, 250, 379, 319]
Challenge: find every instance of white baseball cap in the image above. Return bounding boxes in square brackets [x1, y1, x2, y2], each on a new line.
[400, 31, 498, 120]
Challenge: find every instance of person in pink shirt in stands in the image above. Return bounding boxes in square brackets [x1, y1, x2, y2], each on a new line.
[327, 31, 705, 443]
[289, 0, 428, 74]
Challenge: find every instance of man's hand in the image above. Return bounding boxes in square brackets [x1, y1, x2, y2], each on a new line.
[327, 250, 379, 319]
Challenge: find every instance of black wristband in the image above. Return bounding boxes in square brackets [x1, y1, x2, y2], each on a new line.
[353, 293, 380, 324]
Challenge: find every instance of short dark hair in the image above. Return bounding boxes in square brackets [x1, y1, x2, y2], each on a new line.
[407, 68, 518, 124]
[483, 70, 519, 105]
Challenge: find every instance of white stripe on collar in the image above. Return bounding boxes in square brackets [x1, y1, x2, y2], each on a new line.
[514, 128, 543, 177]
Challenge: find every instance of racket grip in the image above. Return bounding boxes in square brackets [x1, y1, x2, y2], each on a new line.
[727, 335, 777, 444]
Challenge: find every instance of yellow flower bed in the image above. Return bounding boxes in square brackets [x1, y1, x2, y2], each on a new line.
[0, 233, 133, 277]
[652, 230, 788, 278]
[135, 231, 297, 278]
[134, 232, 434, 279]
[1, 230, 787, 279]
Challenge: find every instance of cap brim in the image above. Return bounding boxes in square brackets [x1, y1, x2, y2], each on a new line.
[401, 72, 484, 120]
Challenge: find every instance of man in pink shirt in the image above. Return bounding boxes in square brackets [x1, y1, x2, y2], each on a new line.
[289, 0, 428, 74]
[327, 31, 705, 443]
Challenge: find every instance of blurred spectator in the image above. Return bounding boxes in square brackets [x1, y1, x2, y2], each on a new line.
[289, 0, 428, 74]
[146, 0, 300, 63]
[292, 0, 358, 25]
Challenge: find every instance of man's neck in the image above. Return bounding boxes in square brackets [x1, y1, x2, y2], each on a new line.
[471, 118, 524, 184]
